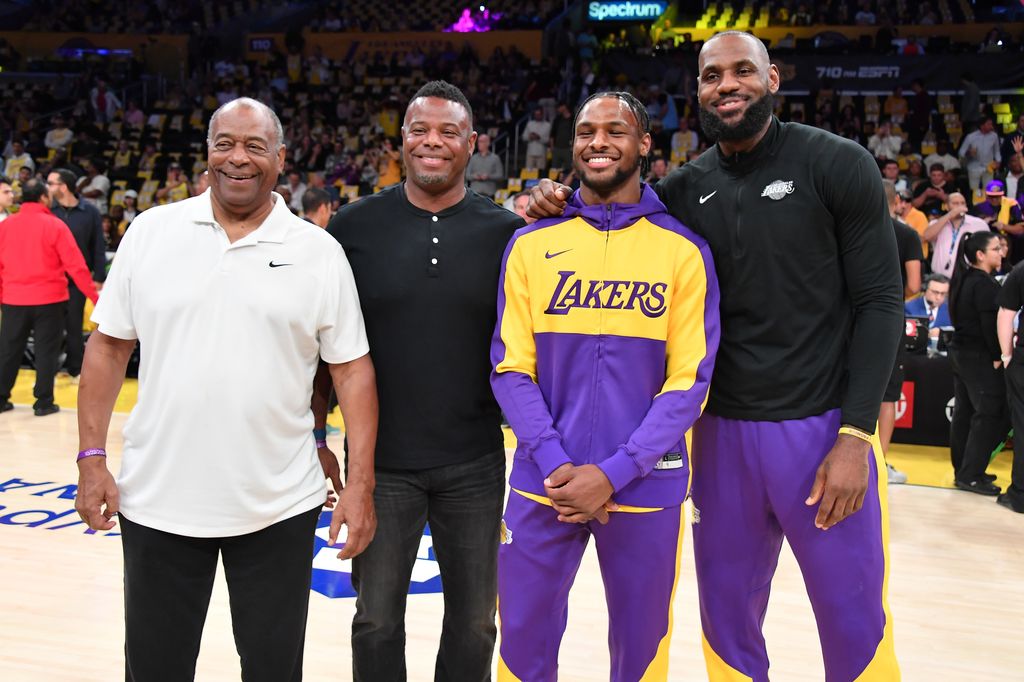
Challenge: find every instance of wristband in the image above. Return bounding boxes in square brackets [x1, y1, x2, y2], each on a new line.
[313, 427, 327, 441]
[315, 439, 328, 449]
[838, 426, 873, 444]
[77, 448, 107, 461]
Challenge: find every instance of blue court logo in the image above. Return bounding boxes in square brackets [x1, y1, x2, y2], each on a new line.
[310, 511, 443, 599]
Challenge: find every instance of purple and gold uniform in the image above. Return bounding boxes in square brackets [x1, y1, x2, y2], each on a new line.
[491, 185, 720, 681]
[659, 118, 904, 681]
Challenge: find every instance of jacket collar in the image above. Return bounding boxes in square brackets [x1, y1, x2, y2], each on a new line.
[715, 116, 781, 175]
[562, 183, 667, 232]
[189, 189, 292, 244]
[16, 202, 54, 217]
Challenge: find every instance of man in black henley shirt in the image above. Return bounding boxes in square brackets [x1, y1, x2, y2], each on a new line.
[322, 81, 523, 682]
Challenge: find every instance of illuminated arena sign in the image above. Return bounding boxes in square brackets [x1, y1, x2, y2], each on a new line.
[587, 1, 668, 21]
[310, 511, 442, 599]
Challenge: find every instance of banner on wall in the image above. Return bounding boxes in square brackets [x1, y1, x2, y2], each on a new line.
[604, 53, 1024, 92]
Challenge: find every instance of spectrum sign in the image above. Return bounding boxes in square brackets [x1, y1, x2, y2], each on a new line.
[588, 1, 668, 21]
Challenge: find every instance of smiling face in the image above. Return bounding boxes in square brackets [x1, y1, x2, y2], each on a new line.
[402, 96, 475, 194]
[572, 95, 651, 202]
[207, 104, 285, 215]
[697, 33, 779, 148]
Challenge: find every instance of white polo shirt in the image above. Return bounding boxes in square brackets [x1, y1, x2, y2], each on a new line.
[92, 191, 369, 537]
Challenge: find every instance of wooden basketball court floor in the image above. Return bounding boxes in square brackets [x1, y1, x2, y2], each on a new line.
[1, 372, 1022, 681]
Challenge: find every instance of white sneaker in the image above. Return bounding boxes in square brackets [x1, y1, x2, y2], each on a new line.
[887, 463, 907, 485]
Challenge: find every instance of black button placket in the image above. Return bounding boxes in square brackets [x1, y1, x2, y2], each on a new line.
[427, 214, 440, 277]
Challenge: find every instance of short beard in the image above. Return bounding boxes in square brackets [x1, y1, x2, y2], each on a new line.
[574, 156, 642, 196]
[699, 92, 775, 144]
[413, 171, 449, 186]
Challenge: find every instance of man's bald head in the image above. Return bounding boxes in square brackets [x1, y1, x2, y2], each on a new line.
[699, 31, 771, 70]
[207, 97, 284, 150]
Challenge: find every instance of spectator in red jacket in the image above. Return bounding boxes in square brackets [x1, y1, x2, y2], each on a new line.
[0, 178, 99, 416]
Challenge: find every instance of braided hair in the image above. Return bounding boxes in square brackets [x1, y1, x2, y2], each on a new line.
[573, 91, 652, 176]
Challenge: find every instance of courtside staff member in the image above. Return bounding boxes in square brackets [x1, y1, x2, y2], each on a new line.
[948, 230, 1008, 495]
[48, 167, 106, 380]
[528, 32, 903, 682]
[324, 81, 523, 682]
[75, 97, 378, 681]
[997, 261, 1024, 513]
[0, 178, 99, 416]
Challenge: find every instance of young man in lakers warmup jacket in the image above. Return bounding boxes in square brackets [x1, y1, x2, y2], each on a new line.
[491, 92, 720, 682]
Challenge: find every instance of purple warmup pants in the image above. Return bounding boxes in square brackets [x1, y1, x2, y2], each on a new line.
[497, 489, 686, 681]
[691, 410, 899, 682]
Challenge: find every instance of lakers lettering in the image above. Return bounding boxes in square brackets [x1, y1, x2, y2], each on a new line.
[543, 270, 668, 317]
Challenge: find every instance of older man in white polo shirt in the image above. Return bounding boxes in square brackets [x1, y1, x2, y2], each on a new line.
[73, 97, 379, 681]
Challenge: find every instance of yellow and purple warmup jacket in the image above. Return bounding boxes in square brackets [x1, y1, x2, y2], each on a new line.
[490, 185, 720, 508]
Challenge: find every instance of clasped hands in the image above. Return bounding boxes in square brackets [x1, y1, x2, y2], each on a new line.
[544, 463, 618, 525]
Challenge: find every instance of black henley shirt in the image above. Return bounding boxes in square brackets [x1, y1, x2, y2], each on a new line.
[327, 183, 523, 470]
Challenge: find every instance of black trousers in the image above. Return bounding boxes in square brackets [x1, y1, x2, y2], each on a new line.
[63, 283, 87, 376]
[0, 302, 65, 408]
[351, 452, 504, 682]
[949, 345, 1011, 481]
[1003, 348, 1024, 501]
[119, 506, 321, 682]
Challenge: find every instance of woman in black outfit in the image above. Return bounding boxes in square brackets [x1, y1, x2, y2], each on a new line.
[948, 230, 1010, 494]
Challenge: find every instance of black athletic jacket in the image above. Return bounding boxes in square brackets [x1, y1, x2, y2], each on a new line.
[656, 118, 903, 433]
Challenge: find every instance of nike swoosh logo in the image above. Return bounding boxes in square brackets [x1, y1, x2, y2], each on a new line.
[699, 191, 717, 204]
[268, 261, 293, 268]
[545, 249, 572, 259]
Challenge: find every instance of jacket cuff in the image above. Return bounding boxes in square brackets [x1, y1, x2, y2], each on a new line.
[533, 438, 572, 479]
[839, 413, 876, 436]
[597, 447, 642, 493]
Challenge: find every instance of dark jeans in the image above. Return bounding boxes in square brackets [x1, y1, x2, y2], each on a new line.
[1003, 348, 1024, 500]
[120, 506, 321, 682]
[63, 283, 86, 376]
[949, 345, 1010, 481]
[351, 452, 504, 682]
[0, 302, 65, 408]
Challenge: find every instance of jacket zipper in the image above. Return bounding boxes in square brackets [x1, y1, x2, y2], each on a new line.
[586, 204, 613, 464]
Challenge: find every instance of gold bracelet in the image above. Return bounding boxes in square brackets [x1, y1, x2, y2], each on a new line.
[838, 426, 874, 444]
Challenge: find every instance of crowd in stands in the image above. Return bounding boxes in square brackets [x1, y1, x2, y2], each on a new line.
[768, 0, 976, 26]
[1, 6, 1023, 265]
[19, 0, 277, 34]
[307, 0, 561, 32]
